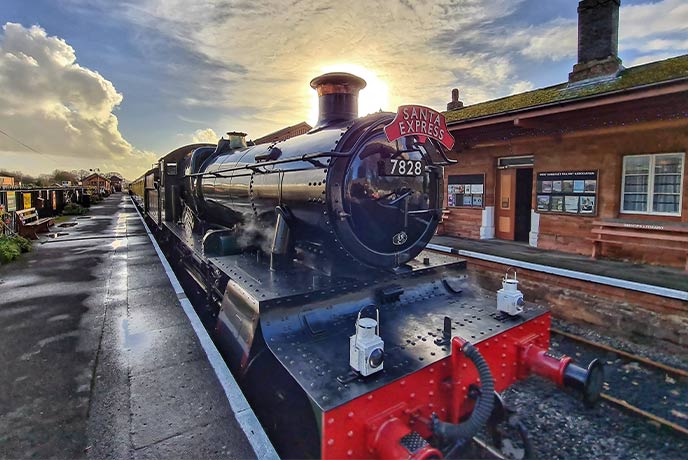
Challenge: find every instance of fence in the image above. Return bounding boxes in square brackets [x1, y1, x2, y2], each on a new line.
[0, 187, 87, 235]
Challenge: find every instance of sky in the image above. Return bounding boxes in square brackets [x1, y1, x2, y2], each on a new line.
[0, 0, 686, 180]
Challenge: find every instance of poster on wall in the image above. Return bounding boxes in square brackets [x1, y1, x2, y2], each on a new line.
[6, 193, 16, 212]
[536, 195, 550, 211]
[565, 196, 579, 213]
[580, 196, 595, 214]
[536, 171, 598, 216]
[447, 174, 485, 209]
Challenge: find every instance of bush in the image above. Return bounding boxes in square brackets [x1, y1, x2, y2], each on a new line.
[12, 235, 32, 253]
[0, 237, 21, 264]
[63, 203, 87, 215]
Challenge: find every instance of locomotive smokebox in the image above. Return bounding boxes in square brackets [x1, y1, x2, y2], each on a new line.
[310, 72, 367, 129]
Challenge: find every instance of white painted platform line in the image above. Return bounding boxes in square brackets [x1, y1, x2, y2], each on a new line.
[132, 200, 279, 460]
[427, 243, 688, 302]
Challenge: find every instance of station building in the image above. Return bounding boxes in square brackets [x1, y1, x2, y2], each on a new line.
[440, 0, 687, 270]
[82, 173, 111, 193]
[109, 175, 123, 192]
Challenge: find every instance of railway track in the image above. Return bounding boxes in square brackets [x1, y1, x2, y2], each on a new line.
[551, 328, 688, 437]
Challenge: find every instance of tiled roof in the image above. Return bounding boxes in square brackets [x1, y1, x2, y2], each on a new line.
[444, 54, 688, 123]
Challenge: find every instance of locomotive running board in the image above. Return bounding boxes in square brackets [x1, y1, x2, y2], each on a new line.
[211, 250, 546, 412]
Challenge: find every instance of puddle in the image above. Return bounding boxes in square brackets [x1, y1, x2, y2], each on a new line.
[58, 222, 78, 228]
[76, 216, 92, 220]
[120, 318, 149, 351]
[49, 232, 70, 238]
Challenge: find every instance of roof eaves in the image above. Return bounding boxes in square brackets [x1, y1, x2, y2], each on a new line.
[444, 54, 688, 125]
[446, 75, 688, 127]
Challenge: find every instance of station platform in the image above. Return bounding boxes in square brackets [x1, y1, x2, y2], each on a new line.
[429, 235, 687, 350]
[0, 194, 274, 459]
[430, 235, 687, 298]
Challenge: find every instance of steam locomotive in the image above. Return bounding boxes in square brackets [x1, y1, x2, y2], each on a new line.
[130, 73, 602, 459]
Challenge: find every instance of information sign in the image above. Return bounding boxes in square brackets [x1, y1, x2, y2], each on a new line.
[536, 171, 598, 215]
[384, 105, 455, 149]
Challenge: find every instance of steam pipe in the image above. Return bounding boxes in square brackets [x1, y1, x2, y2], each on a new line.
[270, 206, 293, 270]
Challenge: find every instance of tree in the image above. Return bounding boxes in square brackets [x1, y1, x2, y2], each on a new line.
[52, 170, 78, 183]
[75, 169, 90, 181]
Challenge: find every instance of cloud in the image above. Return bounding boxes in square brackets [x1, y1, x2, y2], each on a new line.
[518, 18, 577, 61]
[620, 0, 688, 39]
[510, 80, 535, 95]
[19, 0, 683, 173]
[0, 22, 155, 179]
[191, 128, 219, 144]
[626, 52, 679, 68]
[513, 0, 688, 65]
[79, 0, 531, 122]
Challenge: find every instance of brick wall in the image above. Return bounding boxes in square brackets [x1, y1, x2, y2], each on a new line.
[440, 147, 494, 239]
[464, 257, 688, 351]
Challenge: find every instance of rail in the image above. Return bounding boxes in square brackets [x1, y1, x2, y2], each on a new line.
[551, 328, 688, 436]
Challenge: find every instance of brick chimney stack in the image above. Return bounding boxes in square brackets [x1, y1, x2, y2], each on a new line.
[569, 0, 623, 83]
[446, 88, 464, 111]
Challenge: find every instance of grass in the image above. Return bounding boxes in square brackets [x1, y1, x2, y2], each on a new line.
[0, 235, 32, 264]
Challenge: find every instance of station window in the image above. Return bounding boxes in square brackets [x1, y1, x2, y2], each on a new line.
[621, 153, 684, 216]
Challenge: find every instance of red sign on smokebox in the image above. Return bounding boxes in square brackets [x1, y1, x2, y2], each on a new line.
[384, 105, 455, 150]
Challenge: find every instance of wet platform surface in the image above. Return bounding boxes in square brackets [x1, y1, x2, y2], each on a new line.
[0, 195, 256, 459]
[431, 235, 687, 292]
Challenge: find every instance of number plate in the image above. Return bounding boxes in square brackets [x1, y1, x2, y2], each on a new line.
[379, 159, 424, 177]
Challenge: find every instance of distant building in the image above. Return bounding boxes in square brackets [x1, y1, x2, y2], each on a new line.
[0, 176, 15, 187]
[82, 173, 111, 193]
[440, 0, 688, 270]
[109, 175, 123, 192]
[252, 121, 312, 145]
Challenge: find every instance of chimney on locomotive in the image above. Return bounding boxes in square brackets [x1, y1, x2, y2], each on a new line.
[310, 72, 367, 129]
[226, 131, 247, 149]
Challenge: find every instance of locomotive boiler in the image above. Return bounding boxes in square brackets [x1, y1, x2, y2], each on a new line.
[182, 72, 446, 271]
[130, 72, 602, 459]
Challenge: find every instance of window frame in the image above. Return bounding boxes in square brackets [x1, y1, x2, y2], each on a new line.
[620, 152, 685, 217]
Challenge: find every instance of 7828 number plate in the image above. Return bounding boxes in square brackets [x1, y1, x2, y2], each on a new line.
[379, 159, 424, 176]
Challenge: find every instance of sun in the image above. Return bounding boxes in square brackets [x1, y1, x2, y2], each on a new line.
[308, 64, 390, 126]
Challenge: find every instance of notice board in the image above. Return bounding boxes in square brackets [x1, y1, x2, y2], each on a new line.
[447, 174, 485, 208]
[536, 171, 598, 215]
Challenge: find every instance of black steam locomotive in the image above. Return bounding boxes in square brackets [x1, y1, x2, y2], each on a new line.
[130, 73, 601, 459]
